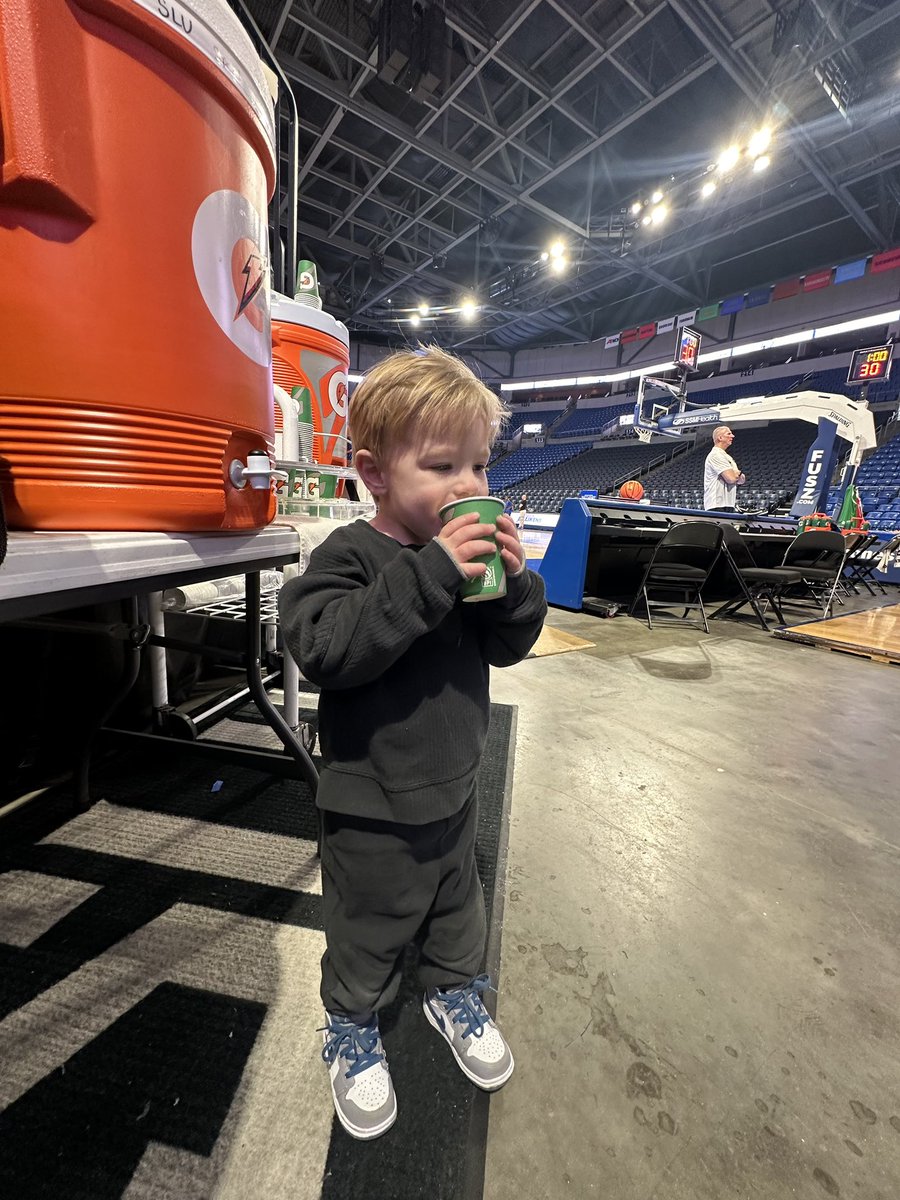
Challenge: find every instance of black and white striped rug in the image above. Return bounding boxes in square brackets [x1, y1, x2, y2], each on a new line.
[0, 704, 515, 1200]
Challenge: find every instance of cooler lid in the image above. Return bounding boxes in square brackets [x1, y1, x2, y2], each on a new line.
[271, 293, 350, 348]
[133, 0, 276, 158]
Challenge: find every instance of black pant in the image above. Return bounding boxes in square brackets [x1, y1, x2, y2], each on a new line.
[319, 789, 486, 1018]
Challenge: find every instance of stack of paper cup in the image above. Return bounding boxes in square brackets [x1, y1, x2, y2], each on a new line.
[292, 385, 315, 461]
[293, 259, 323, 310]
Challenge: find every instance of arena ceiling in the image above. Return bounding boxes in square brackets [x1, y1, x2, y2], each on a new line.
[237, 0, 900, 353]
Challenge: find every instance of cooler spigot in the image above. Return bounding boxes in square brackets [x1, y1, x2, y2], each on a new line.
[229, 451, 288, 490]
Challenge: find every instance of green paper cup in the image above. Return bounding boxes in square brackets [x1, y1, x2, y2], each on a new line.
[319, 471, 338, 500]
[439, 495, 507, 602]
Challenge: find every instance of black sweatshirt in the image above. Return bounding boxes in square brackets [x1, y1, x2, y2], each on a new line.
[278, 519, 547, 824]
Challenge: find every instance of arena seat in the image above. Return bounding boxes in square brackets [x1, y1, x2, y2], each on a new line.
[553, 402, 634, 437]
[487, 442, 593, 495]
[641, 421, 815, 508]
[495, 443, 662, 512]
[502, 408, 568, 438]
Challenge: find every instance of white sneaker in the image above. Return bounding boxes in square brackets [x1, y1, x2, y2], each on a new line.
[320, 1011, 397, 1139]
[423, 975, 514, 1091]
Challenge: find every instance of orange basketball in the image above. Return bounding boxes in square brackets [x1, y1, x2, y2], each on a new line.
[619, 480, 644, 501]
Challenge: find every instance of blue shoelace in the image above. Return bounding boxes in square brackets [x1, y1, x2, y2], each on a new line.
[435, 973, 495, 1040]
[320, 1016, 384, 1079]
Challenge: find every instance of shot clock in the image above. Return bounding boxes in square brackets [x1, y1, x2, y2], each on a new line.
[846, 343, 893, 386]
[675, 326, 702, 371]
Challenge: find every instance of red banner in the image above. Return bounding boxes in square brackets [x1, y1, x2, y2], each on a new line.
[802, 270, 832, 291]
[620, 328, 638, 344]
[638, 323, 656, 339]
[772, 278, 801, 301]
[871, 247, 900, 274]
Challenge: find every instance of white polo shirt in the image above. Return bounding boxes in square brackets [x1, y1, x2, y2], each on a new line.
[704, 445, 738, 510]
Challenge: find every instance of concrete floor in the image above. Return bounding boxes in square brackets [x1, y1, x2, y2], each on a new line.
[483, 596, 900, 1200]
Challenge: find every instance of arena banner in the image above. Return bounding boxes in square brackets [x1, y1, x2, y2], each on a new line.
[697, 303, 720, 321]
[604, 333, 620, 348]
[637, 323, 656, 339]
[772, 277, 801, 300]
[790, 417, 840, 519]
[656, 316, 675, 334]
[834, 258, 867, 283]
[676, 310, 697, 327]
[802, 269, 832, 291]
[746, 286, 772, 307]
[620, 328, 638, 344]
[871, 247, 900, 274]
[720, 294, 746, 314]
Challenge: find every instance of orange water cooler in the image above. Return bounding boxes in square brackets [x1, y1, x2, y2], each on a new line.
[271, 295, 350, 480]
[0, 0, 278, 530]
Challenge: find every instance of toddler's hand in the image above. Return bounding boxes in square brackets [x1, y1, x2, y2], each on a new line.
[495, 514, 526, 577]
[438, 512, 499, 580]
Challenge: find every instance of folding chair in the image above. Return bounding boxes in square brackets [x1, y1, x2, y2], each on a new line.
[710, 524, 799, 630]
[630, 522, 724, 633]
[842, 532, 888, 597]
[780, 530, 848, 618]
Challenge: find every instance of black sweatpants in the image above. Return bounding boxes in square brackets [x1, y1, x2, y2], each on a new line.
[319, 788, 486, 1019]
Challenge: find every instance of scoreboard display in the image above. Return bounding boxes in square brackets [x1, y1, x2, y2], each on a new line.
[675, 326, 701, 371]
[846, 343, 893, 385]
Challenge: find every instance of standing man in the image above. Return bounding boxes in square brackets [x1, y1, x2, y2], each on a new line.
[703, 426, 746, 511]
[515, 493, 528, 530]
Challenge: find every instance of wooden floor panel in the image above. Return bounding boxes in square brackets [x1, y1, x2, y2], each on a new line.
[775, 603, 900, 665]
[528, 624, 595, 657]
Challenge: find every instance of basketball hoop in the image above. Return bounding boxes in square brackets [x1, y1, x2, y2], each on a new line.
[635, 427, 653, 444]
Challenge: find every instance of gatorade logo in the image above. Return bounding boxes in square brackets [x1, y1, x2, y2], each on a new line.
[327, 370, 349, 418]
[192, 190, 271, 367]
[298, 271, 315, 291]
[231, 239, 266, 327]
[483, 564, 496, 588]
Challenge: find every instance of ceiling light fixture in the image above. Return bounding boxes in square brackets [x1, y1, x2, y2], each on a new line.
[717, 145, 740, 173]
[752, 154, 771, 173]
[701, 180, 717, 198]
[748, 127, 771, 157]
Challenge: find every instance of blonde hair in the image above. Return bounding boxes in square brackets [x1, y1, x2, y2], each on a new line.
[349, 346, 507, 461]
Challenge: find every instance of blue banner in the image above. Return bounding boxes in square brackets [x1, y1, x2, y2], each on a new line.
[746, 286, 772, 307]
[790, 418, 841, 518]
[834, 258, 867, 284]
[720, 295, 746, 314]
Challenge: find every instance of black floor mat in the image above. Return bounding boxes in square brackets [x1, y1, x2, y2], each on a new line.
[0, 704, 516, 1200]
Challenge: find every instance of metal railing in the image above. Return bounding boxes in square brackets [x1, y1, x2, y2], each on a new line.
[611, 439, 691, 491]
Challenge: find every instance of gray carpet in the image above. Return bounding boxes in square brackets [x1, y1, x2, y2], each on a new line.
[0, 703, 516, 1200]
